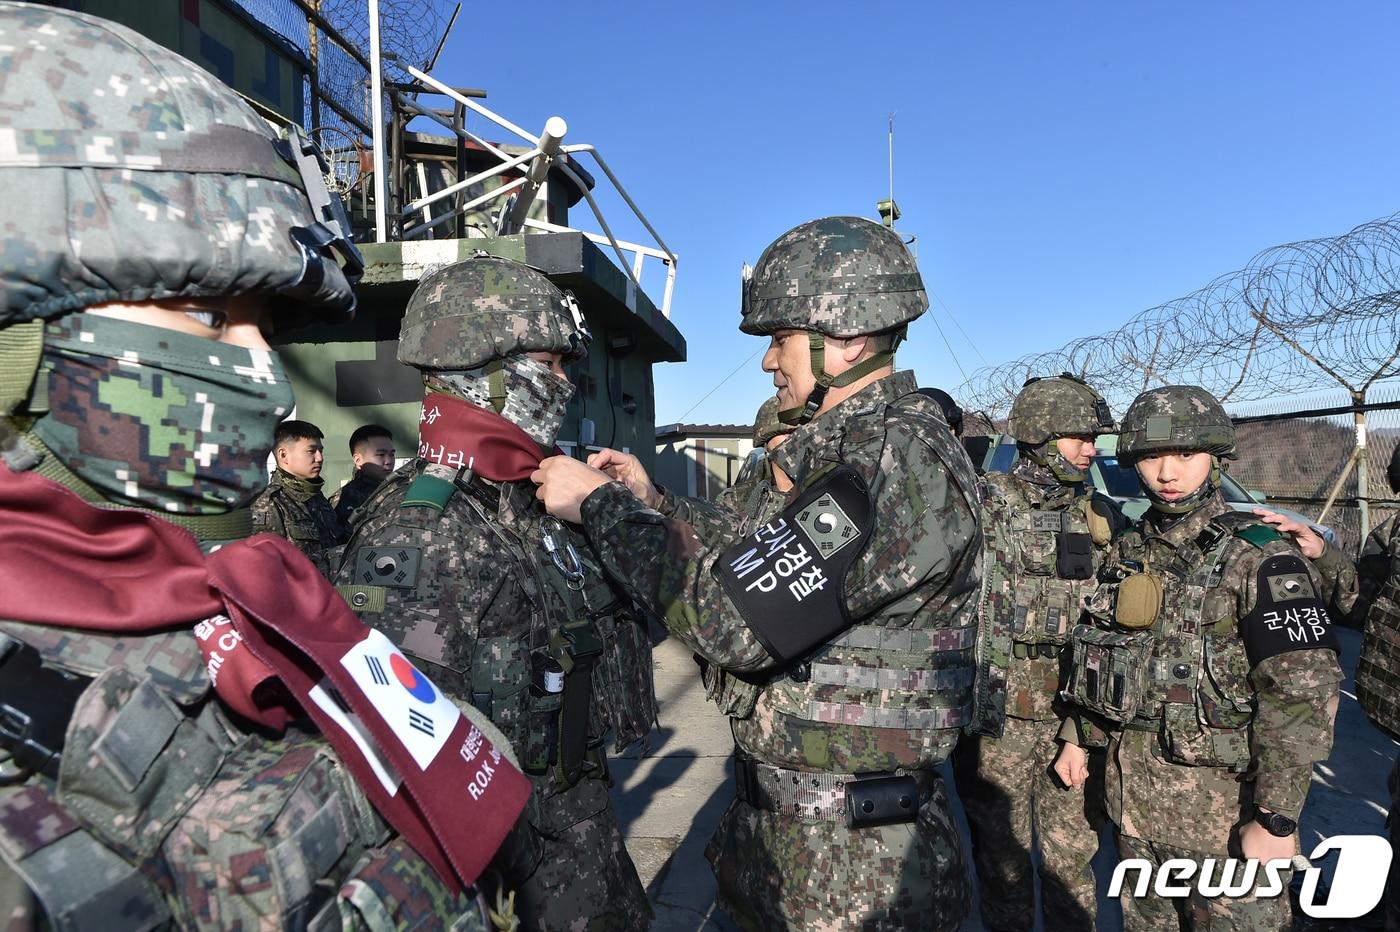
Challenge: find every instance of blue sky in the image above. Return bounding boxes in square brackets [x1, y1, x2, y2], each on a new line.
[434, 1, 1400, 426]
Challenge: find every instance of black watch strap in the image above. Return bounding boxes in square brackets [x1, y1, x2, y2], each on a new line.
[1254, 806, 1297, 837]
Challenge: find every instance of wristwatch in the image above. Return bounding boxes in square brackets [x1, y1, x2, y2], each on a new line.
[1253, 806, 1297, 837]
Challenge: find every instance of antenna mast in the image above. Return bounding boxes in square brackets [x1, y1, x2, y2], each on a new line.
[878, 113, 901, 231]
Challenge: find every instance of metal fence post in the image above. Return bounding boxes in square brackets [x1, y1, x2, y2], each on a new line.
[1355, 389, 1370, 542]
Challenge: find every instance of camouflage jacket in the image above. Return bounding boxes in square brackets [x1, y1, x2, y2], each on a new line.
[580, 370, 982, 774]
[975, 466, 1123, 725]
[330, 469, 386, 529]
[1066, 494, 1342, 849]
[1313, 515, 1400, 740]
[334, 461, 656, 842]
[250, 468, 345, 575]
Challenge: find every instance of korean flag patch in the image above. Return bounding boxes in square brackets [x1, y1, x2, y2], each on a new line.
[341, 629, 461, 771]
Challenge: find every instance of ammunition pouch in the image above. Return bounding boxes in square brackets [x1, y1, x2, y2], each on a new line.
[1063, 624, 1153, 724]
[1056, 531, 1094, 580]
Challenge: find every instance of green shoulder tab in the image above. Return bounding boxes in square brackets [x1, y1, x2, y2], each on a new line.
[1233, 523, 1282, 548]
[402, 473, 455, 512]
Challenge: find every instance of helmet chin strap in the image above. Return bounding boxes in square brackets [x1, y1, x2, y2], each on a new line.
[777, 331, 898, 426]
[1021, 441, 1088, 485]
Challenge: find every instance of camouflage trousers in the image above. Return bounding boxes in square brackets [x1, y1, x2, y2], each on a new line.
[706, 773, 969, 931]
[952, 716, 1105, 932]
[515, 803, 650, 932]
[1116, 834, 1292, 932]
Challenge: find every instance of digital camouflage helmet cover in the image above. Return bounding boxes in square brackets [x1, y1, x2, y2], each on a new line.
[1118, 384, 1236, 462]
[741, 216, 927, 423]
[0, 2, 362, 415]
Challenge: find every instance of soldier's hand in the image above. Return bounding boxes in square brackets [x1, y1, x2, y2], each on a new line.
[531, 455, 612, 524]
[1252, 508, 1325, 559]
[1052, 742, 1089, 789]
[1238, 816, 1296, 864]
[587, 448, 662, 510]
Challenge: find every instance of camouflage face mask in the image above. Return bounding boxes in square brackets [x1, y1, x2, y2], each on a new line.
[431, 354, 576, 448]
[33, 313, 295, 513]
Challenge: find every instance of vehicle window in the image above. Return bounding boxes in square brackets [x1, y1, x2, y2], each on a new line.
[1093, 456, 1145, 498]
[1217, 471, 1255, 503]
[987, 442, 1016, 474]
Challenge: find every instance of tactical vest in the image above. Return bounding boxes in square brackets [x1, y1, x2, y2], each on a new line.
[970, 475, 1110, 734]
[1357, 518, 1400, 741]
[0, 625, 480, 931]
[723, 392, 979, 763]
[1065, 514, 1261, 770]
[337, 464, 656, 826]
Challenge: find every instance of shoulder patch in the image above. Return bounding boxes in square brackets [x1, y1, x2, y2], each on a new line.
[713, 465, 873, 664]
[402, 473, 455, 512]
[1240, 553, 1340, 667]
[1233, 524, 1282, 548]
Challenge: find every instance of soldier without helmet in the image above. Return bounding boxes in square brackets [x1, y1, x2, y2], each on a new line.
[332, 254, 657, 930]
[534, 215, 981, 930]
[1054, 385, 1345, 931]
[0, 5, 523, 928]
[954, 374, 1124, 932]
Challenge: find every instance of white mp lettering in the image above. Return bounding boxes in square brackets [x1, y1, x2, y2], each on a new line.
[729, 546, 765, 580]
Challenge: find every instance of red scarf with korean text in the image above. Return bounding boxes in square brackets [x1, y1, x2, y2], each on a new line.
[417, 391, 555, 480]
[0, 463, 529, 890]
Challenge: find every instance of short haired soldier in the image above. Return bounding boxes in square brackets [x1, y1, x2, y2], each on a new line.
[1054, 385, 1344, 931]
[331, 424, 396, 526]
[333, 255, 656, 930]
[252, 418, 346, 573]
[0, 6, 524, 928]
[954, 374, 1122, 932]
[534, 216, 981, 929]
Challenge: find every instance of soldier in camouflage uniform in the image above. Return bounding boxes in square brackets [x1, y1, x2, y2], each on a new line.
[333, 255, 656, 931]
[251, 419, 347, 575]
[534, 215, 980, 930]
[0, 6, 509, 928]
[1272, 443, 1400, 931]
[954, 374, 1122, 932]
[1054, 385, 1344, 931]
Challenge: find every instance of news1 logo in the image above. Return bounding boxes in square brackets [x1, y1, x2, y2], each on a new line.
[1108, 835, 1392, 919]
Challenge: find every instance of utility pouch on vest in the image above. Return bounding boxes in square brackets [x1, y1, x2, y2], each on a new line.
[1115, 573, 1163, 630]
[1357, 593, 1400, 741]
[845, 774, 921, 829]
[0, 639, 91, 779]
[1063, 624, 1152, 724]
[714, 466, 873, 664]
[1056, 532, 1094, 580]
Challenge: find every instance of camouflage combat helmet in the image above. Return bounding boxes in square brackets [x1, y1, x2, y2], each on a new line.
[752, 396, 794, 447]
[1007, 374, 1115, 446]
[397, 254, 589, 371]
[0, 3, 361, 414]
[740, 216, 927, 423]
[1118, 385, 1236, 462]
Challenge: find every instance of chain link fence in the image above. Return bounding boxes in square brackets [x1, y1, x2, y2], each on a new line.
[1227, 382, 1400, 561]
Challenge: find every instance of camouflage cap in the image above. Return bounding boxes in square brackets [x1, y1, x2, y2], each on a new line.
[397, 255, 588, 370]
[1118, 384, 1236, 461]
[0, 4, 361, 331]
[739, 216, 927, 338]
[1007, 374, 1115, 445]
[752, 396, 793, 447]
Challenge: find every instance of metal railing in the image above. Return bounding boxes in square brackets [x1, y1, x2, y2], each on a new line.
[366, 54, 677, 317]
